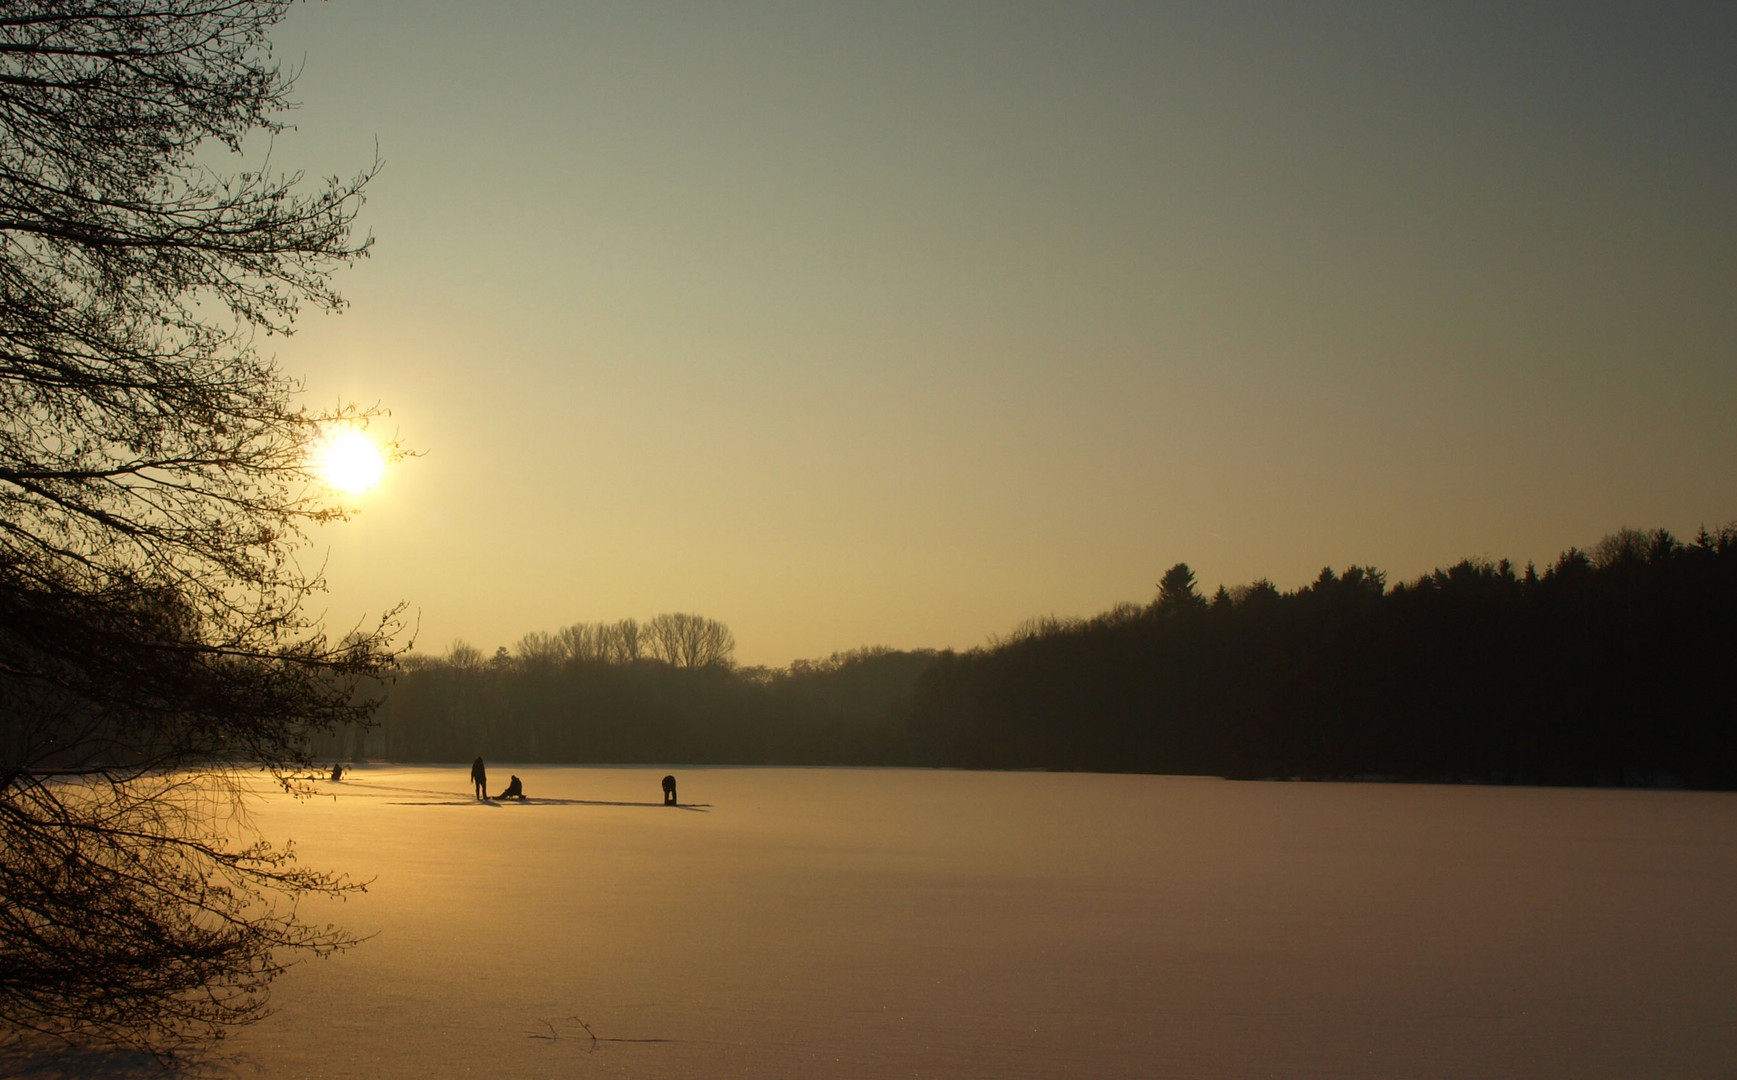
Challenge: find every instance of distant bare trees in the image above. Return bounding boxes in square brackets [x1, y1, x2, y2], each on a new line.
[645, 613, 736, 669]
[557, 618, 646, 664]
[480, 614, 730, 672]
[515, 618, 652, 667]
[446, 641, 487, 669]
[513, 631, 566, 668]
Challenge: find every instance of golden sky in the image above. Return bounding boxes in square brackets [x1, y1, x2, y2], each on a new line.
[269, 2, 1736, 666]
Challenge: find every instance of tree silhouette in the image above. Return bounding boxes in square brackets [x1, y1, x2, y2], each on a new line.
[0, 1, 397, 1058]
[1155, 563, 1207, 614]
[350, 524, 1737, 789]
[645, 612, 736, 669]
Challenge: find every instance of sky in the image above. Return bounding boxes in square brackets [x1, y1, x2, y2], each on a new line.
[262, 1, 1736, 667]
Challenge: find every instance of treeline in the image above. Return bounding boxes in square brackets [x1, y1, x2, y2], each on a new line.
[328, 525, 1737, 788]
[900, 525, 1737, 787]
[329, 613, 933, 766]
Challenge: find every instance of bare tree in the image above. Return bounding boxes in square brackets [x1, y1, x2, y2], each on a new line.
[558, 621, 605, 664]
[1591, 526, 1659, 569]
[515, 630, 566, 668]
[0, 0, 398, 1059]
[606, 617, 643, 663]
[548, 617, 645, 666]
[444, 639, 485, 670]
[645, 612, 735, 669]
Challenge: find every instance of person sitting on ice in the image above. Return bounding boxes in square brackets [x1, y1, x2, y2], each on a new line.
[493, 775, 524, 800]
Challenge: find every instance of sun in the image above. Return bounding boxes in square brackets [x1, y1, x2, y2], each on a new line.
[318, 429, 386, 494]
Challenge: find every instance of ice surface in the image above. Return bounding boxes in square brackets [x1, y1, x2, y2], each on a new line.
[109, 768, 1737, 1077]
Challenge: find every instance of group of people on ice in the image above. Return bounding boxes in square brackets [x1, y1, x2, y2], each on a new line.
[468, 758, 679, 805]
[470, 757, 522, 800]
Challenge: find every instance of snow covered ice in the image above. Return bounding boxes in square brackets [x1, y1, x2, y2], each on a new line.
[207, 766, 1737, 1078]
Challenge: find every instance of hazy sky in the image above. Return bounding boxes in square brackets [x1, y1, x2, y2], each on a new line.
[265, 2, 1735, 666]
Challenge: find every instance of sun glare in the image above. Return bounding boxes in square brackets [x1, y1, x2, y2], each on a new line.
[319, 429, 385, 494]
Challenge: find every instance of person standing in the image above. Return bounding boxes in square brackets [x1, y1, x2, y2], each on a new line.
[471, 756, 487, 801]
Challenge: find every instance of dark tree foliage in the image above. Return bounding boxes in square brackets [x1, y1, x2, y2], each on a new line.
[898, 527, 1737, 788]
[1155, 562, 1206, 614]
[360, 528, 1737, 791]
[0, 0, 396, 1058]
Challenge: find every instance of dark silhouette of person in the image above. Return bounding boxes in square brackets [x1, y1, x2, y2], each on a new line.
[330, 763, 344, 782]
[494, 775, 524, 801]
[662, 774, 677, 805]
[471, 756, 487, 800]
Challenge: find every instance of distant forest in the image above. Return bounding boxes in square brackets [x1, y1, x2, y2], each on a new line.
[322, 525, 1737, 789]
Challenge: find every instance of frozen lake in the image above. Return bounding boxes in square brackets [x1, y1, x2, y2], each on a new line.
[127, 767, 1737, 1076]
